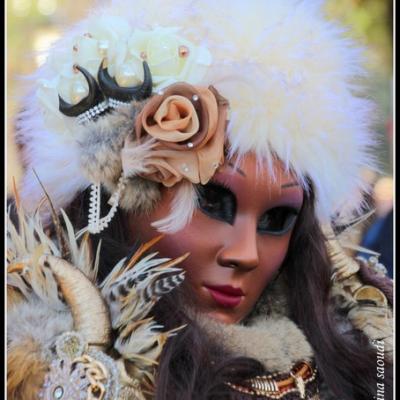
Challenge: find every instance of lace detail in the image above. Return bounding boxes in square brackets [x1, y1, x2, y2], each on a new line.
[88, 183, 101, 233]
[78, 175, 126, 236]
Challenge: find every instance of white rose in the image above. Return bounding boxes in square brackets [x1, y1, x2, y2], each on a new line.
[36, 19, 214, 136]
[128, 27, 212, 90]
[37, 77, 74, 135]
[42, 16, 132, 107]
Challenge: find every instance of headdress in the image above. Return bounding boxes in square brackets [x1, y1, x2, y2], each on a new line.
[15, 0, 376, 233]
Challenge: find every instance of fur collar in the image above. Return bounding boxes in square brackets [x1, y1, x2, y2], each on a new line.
[198, 313, 314, 373]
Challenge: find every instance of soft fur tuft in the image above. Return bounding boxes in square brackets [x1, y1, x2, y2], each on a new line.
[78, 103, 143, 184]
[198, 314, 314, 372]
[15, 0, 377, 226]
[7, 299, 74, 399]
[108, 176, 161, 214]
[7, 300, 74, 358]
[7, 338, 49, 400]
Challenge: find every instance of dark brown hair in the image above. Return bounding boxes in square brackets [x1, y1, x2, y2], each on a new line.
[62, 185, 392, 400]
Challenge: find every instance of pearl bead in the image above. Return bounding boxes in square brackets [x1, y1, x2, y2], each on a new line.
[181, 163, 190, 173]
[115, 64, 141, 87]
[187, 142, 194, 148]
[70, 80, 88, 104]
[97, 40, 109, 56]
[53, 386, 64, 399]
[192, 95, 199, 101]
[178, 45, 190, 58]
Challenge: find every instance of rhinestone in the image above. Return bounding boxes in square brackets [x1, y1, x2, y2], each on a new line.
[178, 45, 190, 58]
[192, 95, 199, 101]
[53, 386, 64, 399]
[187, 142, 194, 148]
[181, 164, 190, 173]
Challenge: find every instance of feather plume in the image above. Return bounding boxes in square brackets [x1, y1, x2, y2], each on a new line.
[32, 169, 70, 260]
[334, 209, 381, 256]
[102, 251, 186, 327]
[121, 137, 158, 178]
[143, 270, 186, 303]
[7, 201, 98, 309]
[8, 194, 187, 393]
[151, 180, 197, 233]
[100, 245, 186, 371]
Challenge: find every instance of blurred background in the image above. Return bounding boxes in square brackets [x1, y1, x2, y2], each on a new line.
[6, 0, 394, 275]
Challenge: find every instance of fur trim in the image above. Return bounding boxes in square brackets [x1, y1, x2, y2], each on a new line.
[8, 299, 74, 359]
[15, 0, 377, 227]
[198, 314, 314, 372]
[7, 337, 49, 400]
[7, 299, 73, 399]
[77, 105, 141, 185]
[244, 272, 290, 321]
[118, 176, 161, 214]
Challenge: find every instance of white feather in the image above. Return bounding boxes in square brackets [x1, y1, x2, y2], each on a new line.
[151, 181, 197, 233]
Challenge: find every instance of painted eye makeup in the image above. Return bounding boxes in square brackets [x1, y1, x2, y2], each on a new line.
[257, 206, 299, 236]
[197, 181, 300, 235]
[196, 182, 236, 225]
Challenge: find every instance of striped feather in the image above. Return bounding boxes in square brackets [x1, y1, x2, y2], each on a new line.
[143, 271, 185, 303]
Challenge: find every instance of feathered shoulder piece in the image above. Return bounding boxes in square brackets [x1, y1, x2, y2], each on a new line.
[322, 223, 393, 360]
[7, 194, 186, 400]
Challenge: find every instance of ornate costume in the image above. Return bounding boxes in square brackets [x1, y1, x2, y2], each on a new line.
[8, 0, 393, 399]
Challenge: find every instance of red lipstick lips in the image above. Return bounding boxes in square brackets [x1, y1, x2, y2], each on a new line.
[205, 285, 244, 308]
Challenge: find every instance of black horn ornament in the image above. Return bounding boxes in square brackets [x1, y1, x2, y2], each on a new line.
[98, 59, 153, 102]
[59, 65, 106, 117]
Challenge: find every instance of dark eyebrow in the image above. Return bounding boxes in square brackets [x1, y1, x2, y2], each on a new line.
[281, 182, 300, 189]
[227, 162, 246, 177]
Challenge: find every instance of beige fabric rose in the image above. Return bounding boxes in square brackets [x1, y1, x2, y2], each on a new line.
[122, 82, 229, 187]
[145, 95, 200, 142]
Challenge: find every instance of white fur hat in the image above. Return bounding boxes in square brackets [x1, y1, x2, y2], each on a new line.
[15, 0, 377, 232]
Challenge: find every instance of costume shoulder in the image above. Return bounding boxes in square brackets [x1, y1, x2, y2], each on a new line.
[7, 201, 185, 400]
[323, 224, 393, 360]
